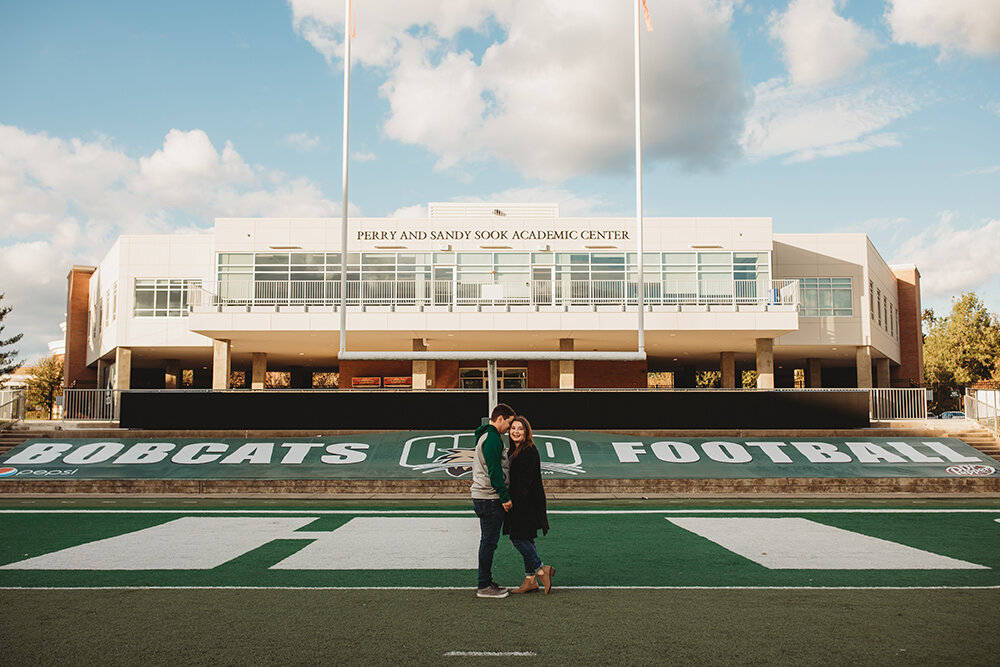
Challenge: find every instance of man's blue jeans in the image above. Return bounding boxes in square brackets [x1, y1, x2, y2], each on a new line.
[473, 499, 505, 589]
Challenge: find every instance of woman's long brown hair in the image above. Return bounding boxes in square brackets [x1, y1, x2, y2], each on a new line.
[508, 415, 535, 459]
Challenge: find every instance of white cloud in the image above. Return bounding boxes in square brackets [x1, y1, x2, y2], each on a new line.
[387, 204, 428, 218]
[894, 214, 1000, 301]
[351, 151, 376, 162]
[741, 78, 918, 163]
[886, 0, 1000, 58]
[286, 132, 321, 151]
[0, 124, 343, 359]
[769, 0, 877, 86]
[289, 0, 749, 180]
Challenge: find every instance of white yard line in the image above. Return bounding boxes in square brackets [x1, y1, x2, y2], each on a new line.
[1, 508, 1000, 515]
[2, 585, 999, 591]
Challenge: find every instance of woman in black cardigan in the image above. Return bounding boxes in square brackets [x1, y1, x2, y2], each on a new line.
[502, 415, 555, 594]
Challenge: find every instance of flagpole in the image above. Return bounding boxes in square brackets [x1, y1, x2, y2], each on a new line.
[339, 0, 351, 358]
[634, 0, 646, 355]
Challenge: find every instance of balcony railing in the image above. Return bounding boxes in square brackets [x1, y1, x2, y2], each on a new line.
[191, 279, 798, 310]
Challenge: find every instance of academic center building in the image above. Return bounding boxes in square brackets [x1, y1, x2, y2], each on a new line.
[63, 203, 923, 393]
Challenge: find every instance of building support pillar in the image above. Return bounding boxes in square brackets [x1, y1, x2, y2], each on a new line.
[411, 339, 435, 390]
[96, 359, 108, 389]
[720, 352, 736, 389]
[165, 359, 180, 389]
[876, 358, 890, 388]
[856, 345, 873, 389]
[807, 358, 822, 388]
[114, 347, 132, 391]
[558, 338, 574, 389]
[212, 339, 231, 390]
[755, 338, 774, 389]
[251, 353, 267, 390]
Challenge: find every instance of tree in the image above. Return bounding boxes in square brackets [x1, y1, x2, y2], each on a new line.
[923, 293, 1000, 411]
[25, 356, 63, 419]
[0, 292, 23, 386]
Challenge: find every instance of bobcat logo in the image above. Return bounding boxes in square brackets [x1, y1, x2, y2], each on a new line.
[419, 448, 477, 478]
[400, 433, 585, 477]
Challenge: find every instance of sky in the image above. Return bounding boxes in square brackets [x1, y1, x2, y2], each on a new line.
[1, 0, 999, 362]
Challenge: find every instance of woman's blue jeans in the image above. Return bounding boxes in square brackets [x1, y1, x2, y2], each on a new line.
[511, 538, 542, 575]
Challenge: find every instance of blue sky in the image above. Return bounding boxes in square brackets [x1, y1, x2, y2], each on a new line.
[1, 0, 998, 361]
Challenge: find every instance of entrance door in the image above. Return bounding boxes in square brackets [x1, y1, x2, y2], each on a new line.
[433, 267, 454, 306]
[532, 266, 555, 306]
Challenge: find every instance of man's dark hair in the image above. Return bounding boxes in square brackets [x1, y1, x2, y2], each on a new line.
[490, 403, 515, 421]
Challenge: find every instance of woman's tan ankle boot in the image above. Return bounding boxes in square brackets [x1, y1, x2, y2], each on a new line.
[511, 575, 539, 594]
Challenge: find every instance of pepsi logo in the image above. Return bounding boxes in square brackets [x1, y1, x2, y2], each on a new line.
[946, 464, 997, 476]
[0, 467, 17, 477]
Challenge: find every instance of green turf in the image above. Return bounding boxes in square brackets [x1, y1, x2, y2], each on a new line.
[4, 504, 1000, 588]
[2, 589, 998, 666]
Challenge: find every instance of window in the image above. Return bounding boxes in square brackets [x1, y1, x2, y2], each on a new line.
[798, 278, 852, 317]
[134, 279, 201, 317]
[459, 367, 527, 389]
[877, 288, 882, 326]
[869, 281, 874, 320]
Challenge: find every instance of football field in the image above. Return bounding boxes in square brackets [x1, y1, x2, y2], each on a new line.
[3, 497, 1000, 665]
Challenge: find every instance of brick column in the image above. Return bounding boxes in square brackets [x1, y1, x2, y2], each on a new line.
[755, 338, 774, 389]
[891, 265, 923, 386]
[63, 266, 97, 388]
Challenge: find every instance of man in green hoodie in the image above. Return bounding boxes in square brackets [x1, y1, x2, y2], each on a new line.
[471, 402, 516, 598]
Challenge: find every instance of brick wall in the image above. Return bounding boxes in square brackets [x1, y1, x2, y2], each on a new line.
[892, 266, 924, 386]
[63, 266, 97, 388]
[575, 360, 648, 388]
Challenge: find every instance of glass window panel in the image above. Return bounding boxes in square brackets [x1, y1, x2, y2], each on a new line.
[495, 253, 529, 265]
[663, 252, 695, 265]
[531, 253, 554, 264]
[362, 253, 395, 265]
[833, 290, 852, 309]
[433, 252, 455, 263]
[698, 252, 730, 265]
[219, 253, 253, 266]
[397, 253, 417, 265]
[457, 253, 491, 265]
[291, 253, 326, 265]
[255, 253, 289, 265]
[135, 290, 154, 310]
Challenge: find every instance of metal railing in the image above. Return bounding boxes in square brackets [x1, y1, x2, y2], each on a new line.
[62, 389, 120, 421]
[0, 389, 26, 422]
[870, 388, 927, 420]
[966, 390, 999, 438]
[191, 279, 799, 310]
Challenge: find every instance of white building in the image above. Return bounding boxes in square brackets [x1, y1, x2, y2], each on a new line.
[65, 203, 922, 391]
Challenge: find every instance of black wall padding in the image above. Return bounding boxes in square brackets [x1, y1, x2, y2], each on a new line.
[120, 390, 870, 430]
